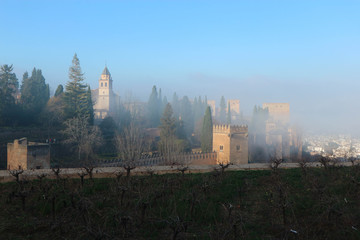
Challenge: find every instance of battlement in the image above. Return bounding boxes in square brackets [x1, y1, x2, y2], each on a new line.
[213, 124, 248, 134]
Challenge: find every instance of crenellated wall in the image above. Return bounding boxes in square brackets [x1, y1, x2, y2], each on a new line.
[213, 124, 249, 164]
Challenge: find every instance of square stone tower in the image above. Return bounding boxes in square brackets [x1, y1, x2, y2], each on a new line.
[212, 125, 248, 165]
[262, 103, 290, 125]
[7, 138, 50, 170]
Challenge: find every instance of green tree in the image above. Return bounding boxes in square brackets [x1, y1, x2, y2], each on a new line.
[172, 92, 180, 119]
[63, 54, 90, 120]
[201, 106, 213, 152]
[226, 102, 232, 124]
[219, 96, 226, 123]
[20, 68, 50, 122]
[54, 84, 64, 97]
[159, 103, 177, 157]
[179, 96, 193, 138]
[99, 116, 118, 154]
[147, 85, 160, 127]
[0, 64, 19, 125]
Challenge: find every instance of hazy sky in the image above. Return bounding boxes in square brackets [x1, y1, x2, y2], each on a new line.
[1, 1, 360, 135]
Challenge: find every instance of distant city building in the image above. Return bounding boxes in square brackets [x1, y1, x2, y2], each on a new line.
[92, 66, 120, 120]
[7, 138, 50, 170]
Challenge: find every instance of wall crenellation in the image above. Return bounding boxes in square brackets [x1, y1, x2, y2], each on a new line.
[213, 124, 248, 134]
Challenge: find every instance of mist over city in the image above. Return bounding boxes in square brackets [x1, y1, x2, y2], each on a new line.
[1, 1, 360, 239]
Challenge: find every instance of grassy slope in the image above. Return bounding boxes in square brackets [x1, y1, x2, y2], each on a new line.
[0, 166, 360, 239]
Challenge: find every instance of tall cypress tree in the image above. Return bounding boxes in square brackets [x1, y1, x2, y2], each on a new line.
[180, 96, 193, 138]
[172, 92, 180, 119]
[201, 106, 213, 152]
[147, 85, 160, 127]
[63, 53, 88, 119]
[219, 96, 226, 123]
[54, 84, 64, 97]
[226, 102, 232, 124]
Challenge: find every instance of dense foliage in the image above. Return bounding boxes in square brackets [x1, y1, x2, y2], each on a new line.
[20, 68, 50, 124]
[0, 64, 19, 126]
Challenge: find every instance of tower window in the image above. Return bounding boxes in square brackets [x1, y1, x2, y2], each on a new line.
[220, 145, 224, 151]
[105, 82, 107, 87]
[101, 82, 103, 87]
[236, 145, 240, 151]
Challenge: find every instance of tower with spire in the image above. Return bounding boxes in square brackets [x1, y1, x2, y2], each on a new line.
[92, 66, 120, 120]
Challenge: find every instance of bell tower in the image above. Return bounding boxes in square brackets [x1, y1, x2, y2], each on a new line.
[99, 66, 112, 97]
[94, 66, 113, 119]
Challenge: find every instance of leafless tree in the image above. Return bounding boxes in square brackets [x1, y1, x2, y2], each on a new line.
[269, 157, 283, 172]
[62, 115, 102, 161]
[319, 156, 331, 169]
[51, 166, 61, 179]
[78, 171, 88, 187]
[8, 166, 24, 183]
[116, 121, 146, 177]
[217, 162, 232, 175]
[177, 166, 188, 177]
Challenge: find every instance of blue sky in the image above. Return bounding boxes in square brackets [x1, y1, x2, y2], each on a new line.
[1, 0, 360, 134]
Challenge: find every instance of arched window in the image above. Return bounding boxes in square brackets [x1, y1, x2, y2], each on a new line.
[105, 82, 107, 87]
[101, 82, 103, 87]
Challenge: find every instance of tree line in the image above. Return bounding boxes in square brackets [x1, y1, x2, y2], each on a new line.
[0, 54, 93, 127]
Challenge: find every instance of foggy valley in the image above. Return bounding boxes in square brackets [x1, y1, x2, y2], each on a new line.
[1, 1, 360, 239]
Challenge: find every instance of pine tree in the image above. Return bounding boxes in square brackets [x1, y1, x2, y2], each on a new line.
[159, 103, 177, 154]
[63, 54, 88, 119]
[226, 102, 232, 124]
[0, 64, 19, 125]
[86, 86, 94, 125]
[219, 96, 226, 123]
[201, 106, 213, 152]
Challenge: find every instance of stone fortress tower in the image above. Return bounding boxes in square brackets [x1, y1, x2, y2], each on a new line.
[92, 66, 120, 120]
[263, 103, 291, 159]
[227, 99, 241, 122]
[212, 125, 248, 164]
